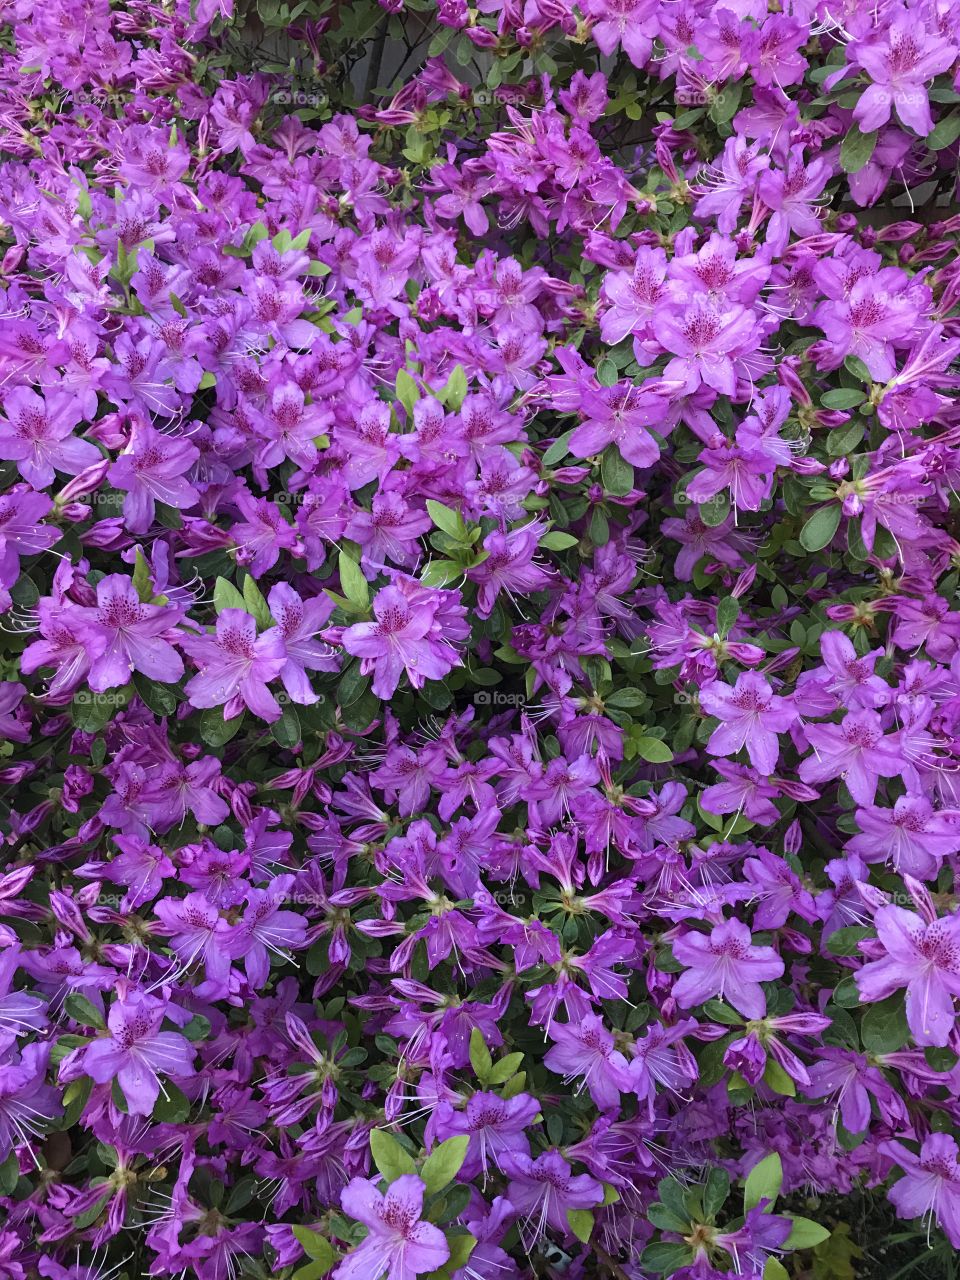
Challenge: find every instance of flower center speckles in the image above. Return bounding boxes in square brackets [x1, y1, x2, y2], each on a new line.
[713, 937, 750, 959]
[888, 35, 921, 76]
[100, 598, 143, 629]
[732, 688, 768, 713]
[684, 312, 722, 350]
[696, 257, 732, 290]
[844, 723, 880, 748]
[380, 1200, 418, 1236]
[255, 292, 282, 322]
[219, 626, 256, 658]
[472, 1102, 506, 1128]
[15, 408, 48, 439]
[134, 446, 164, 472]
[913, 923, 960, 970]
[850, 298, 884, 329]
[376, 606, 409, 636]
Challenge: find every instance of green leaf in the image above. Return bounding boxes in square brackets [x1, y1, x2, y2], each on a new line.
[423, 1232, 476, 1280]
[396, 368, 420, 417]
[271, 703, 302, 750]
[134, 675, 178, 717]
[764, 1259, 790, 1280]
[65, 993, 106, 1029]
[716, 596, 739, 638]
[839, 126, 877, 173]
[487, 1052, 524, 1085]
[927, 114, 960, 150]
[566, 1208, 594, 1243]
[200, 706, 244, 748]
[426, 500, 466, 540]
[369, 1129, 416, 1184]
[601, 445, 634, 497]
[785, 1216, 831, 1249]
[132, 548, 153, 602]
[182, 1014, 211, 1042]
[0, 1152, 19, 1196]
[799, 505, 841, 552]
[702, 1001, 742, 1026]
[153, 1081, 190, 1123]
[821, 387, 865, 409]
[763, 1059, 796, 1096]
[243, 576, 272, 629]
[744, 1152, 783, 1211]
[540, 531, 579, 550]
[633, 736, 674, 763]
[292, 1227, 339, 1269]
[338, 551, 369, 611]
[709, 78, 743, 124]
[825, 925, 873, 956]
[469, 1026, 492, 1081]
[213, 576, 245, 614]
[421, 1135, 469, 1195]
[542, 428, 576, 466]
[647, 1203, 690, 1233]
[843, 354, 873, 383]
[640, 1242, 695, 1275]
[860, 994, 910, 1054]
[438, 364, 468, 410]
[703, 1167, 730, 1218]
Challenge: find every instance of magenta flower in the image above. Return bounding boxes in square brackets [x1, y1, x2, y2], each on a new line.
[881, 1134, 960, 1247]
[673, 919, 785, 1019]
[267, 583, 338, 705]
[852, 23, 956, 137]
[799, 710, 903, 806]
[181, 609, 287, 722]
[340, 580, 464, 699]
[81, 988, 195, 1115]
[74, 575, 185, 691]
[502, 1150, 603, 1249]
[699, 672, 797, 776]
[545, 1014, 633, 1111]
[108, 421, 200, 534]
[855, 905, 960, 1047]
[433, 1091, 539, 1180]
[0, 388, 100, 489]
[335, 1174, 449, 1280]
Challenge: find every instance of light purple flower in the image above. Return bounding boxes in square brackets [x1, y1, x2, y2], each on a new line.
[673, 919, 784, 1019]
[335, 1174, 449, 1280]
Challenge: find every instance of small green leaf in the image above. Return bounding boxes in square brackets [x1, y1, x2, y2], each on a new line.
[633, 736, 674, 763]
[601, 445, 634, 497]
[369, 1129, 416, 1184]
[338, 551, 369, 611]
[487, 1052, 524, 1085]
[243, 576, 273, 629]
[292, 1227, 339, 1269]
[716, 596, 739, 638]
[200, 706, 244, 748]
[65, 993, 106, 1030]
[640, 1242, 695, 1275]
[764, 1259, 790, 1280]
[744, 1152, 783, 1211]
[566, 1208, 594, 1243]
[153, 1081, 190, 1123]
[426, 500, 466, 540]
[213, 576, 245, 614]
[821, 388, 865, 409]
[132, 549, 152, 602]
[396, 368, 420, 418]
[438, 364, 468, 410]
[928, 114, 960, 150]
[0, 1152, 20, 1195]
[421, 1135, 469, 1196]
[799, 505, 841, 553]
[540, 531, 579, 550]
[860, 994, 910, 1054]
[762, 1059, 796, 1097]
[469, 1026, 492, 1081]
[542, 428, 576, 466]
[839, 126, 877, 173]
[785, 1216, 831, 1249]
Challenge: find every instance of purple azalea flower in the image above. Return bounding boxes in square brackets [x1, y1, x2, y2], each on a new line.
[502, 1150, 603, 1250]
[0, 387, 100, 489]
[335, 1174, 449, 1280]
[81, 988, 195, 1115]
[544, 1014, 634, 1111]
[74, 575, 185, 691]
[340, 579, 464, 699]
[699, 672, 797, 776]
[108, 420, 200, 533]
[881, 1134, 960, 1247]
[856, 904, 960, 1047]
[672, 919, 784, 1019]
[798, 710, 903, 806]
[181, 609, 287, 722]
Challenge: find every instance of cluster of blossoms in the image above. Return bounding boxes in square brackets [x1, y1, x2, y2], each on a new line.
[2, 0, 960, 1277]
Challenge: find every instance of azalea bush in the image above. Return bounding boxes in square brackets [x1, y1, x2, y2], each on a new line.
[2, 0, 960, 1278]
